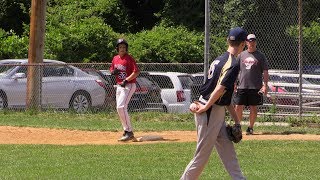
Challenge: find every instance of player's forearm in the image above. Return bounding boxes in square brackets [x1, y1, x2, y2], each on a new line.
[263, 70, 269, 85]
[226, 105, 240, 124]
[126, 71, 140, 82]
[205, 85, 226, 108]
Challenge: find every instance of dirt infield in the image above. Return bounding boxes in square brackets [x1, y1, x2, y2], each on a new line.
[0, 126, 319, 145]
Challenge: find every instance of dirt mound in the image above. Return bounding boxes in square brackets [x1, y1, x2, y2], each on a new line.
[0, 126, 319, 145]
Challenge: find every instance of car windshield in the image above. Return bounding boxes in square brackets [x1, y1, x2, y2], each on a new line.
[269, 75, 312, 84]
[0, 62, 22, 75]
[178, 75, 194, 89]
[193, 75, 204, 84]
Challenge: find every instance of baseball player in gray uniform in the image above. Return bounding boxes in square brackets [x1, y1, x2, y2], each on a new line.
[180, 27, 247, 180]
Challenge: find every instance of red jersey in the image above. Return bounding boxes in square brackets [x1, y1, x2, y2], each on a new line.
[110, 54, 139, 84]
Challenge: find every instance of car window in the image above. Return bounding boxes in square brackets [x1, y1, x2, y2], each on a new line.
[137, 77, 153, 87]
[150, 75, 174, 89]
[178, 75, 193, 89]
[0, 62, 22, 74]
[16, 66, 28, 74]
[305, 78, 320, 85]
[270, 74, 312, 84]
[44, 66, 74, 77]
[193, 75, 204, 84]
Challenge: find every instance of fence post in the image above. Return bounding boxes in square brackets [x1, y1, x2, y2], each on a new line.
[298, 0, 303, 121]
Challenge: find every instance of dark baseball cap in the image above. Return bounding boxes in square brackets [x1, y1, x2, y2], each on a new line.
[227, 27, 248, 41]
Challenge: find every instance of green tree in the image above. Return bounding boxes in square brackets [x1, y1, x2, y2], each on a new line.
[0, 0, 30, 36]
[157, 0, 204, 31]
[128, 25, 204, 63]
[0, 29, 29, 59]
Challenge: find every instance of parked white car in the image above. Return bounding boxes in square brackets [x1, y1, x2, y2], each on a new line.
[0, 59, 106, 113]
[149, 72, 194, 113]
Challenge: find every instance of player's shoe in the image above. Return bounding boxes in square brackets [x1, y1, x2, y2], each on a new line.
[118, 131, 135, 141]
[246, 127, 253, 135]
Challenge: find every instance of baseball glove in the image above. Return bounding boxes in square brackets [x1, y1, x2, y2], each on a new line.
[226, 123, 242, 143]
[111, 68, 120, 75]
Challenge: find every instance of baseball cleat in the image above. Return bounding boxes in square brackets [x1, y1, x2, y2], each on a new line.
[118, 131, 135, 142]
[246, 127, 253, 135]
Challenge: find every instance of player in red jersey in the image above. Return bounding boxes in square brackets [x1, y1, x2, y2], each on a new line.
[110, 38, 140, 141]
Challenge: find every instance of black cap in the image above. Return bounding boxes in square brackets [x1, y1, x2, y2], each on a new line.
[227, 27, 248, 41]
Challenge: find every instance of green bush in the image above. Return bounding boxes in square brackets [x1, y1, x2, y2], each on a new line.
[128, 25, 204, 63]
[0, 29, 29, 59]
[45, 17, 118, 62]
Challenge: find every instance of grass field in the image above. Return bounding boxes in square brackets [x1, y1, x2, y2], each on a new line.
[0, 111, 319, 179]
[0, 141, 319, 179]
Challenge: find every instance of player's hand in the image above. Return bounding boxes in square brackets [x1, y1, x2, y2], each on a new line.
[189, 102, 200, 113]
[260, 85, 268, 95]
[120, 79, 128, 87]
[195, 102, 208, 114]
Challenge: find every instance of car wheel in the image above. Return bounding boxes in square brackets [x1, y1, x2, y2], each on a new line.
[0, 92, 8, 109]
[69, 91, 92, 113]
[162, 105, 168, 113]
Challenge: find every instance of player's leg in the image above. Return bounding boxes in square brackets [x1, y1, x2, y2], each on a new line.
[249, 105, 258, 128]
[181, 105, 225, 180]
[246, 89, 262, 134]
[215, 122, 246, 180]
[233, 89, 247, 122]
[116, 83, 136, 140]
[235, 105, 244, 122]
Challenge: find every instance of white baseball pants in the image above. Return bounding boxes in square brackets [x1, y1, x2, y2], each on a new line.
[116, 83, 136, 132]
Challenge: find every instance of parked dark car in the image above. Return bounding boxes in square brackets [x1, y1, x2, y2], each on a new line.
[99, 70, 166, 112]
[81, 68, 116, 109]
[191, 73, 204, 102]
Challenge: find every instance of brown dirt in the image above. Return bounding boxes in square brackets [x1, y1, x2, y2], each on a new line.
[0, 126, 319, 145]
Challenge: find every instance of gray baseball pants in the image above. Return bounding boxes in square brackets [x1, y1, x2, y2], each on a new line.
[180, 104, 246, 180]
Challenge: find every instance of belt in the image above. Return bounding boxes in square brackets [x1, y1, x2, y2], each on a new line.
[198, 95, 208, 105]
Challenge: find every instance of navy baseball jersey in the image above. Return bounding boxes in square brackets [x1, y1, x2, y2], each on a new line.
[199, 52, 240, 105]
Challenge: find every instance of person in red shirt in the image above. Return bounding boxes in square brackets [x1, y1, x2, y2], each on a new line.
[110, 38, 140, 141]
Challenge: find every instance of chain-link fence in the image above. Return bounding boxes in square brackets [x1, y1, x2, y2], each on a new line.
[208, 0, 320, 118]
[0, 61, 319, 117]
[0, 1, 319, 118]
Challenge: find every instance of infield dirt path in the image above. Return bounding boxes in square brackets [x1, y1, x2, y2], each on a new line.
[0, 126, 319, 145]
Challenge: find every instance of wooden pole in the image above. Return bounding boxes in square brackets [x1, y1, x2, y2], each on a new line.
[26, 0, 47, 111]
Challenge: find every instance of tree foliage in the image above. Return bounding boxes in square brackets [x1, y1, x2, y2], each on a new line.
[0, 29, 29, 59]
[0, 0, 30, 36]
[128, 25, 204, 63]
[0, 0, 319, 65]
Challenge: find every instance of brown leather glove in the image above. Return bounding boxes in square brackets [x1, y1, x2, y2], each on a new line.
[226, 123, 242, 143]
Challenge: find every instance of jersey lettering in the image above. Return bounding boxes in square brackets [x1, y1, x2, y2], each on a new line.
[118, 72, 127, 80]
[208, 60, 220, 79]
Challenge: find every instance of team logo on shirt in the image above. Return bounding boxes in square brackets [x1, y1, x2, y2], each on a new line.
[208, 60, 220, 79]
[118, 72, 127, 80]
[115, 64, 126, 71]
[242, 57, 257, 70]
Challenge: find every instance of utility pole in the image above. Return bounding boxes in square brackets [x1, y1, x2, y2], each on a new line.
[26, 0, 47, 111]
